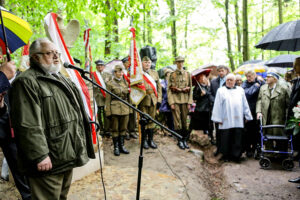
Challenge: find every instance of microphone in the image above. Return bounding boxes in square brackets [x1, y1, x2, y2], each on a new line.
[63, 62, 89, 74]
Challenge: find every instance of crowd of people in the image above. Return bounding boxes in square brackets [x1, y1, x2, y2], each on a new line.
[0, 37, 300, 199]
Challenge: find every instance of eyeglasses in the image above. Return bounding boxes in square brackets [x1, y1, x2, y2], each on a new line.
[36, 51, 61, 57]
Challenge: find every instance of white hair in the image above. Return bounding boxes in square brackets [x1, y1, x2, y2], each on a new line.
[226, 73, 236, 80]
[29, 38, 55, 57]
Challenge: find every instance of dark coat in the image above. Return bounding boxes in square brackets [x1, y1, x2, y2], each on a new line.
[211, 76, 225, 99]
[0, 71, 10, 93]
[193, 85, 214, 112]
[9, 62, 95, 176]
[242, 78, 265, 113]
[0, 95, 10, 140]
[288, 77, 300, 119]
[159, 79, 171, 112]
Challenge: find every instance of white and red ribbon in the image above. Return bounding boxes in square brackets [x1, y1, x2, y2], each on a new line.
[44, 12, 96, 144]
[92, 71, 106, 98]
[143, 72, 157, 97]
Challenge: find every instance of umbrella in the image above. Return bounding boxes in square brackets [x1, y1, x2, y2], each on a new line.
[0, 6, 32, 58]
[234, 63, 268, 75]
[242, 59, 264, 65]
[191, 68, 211, 86]
[265, 54, 299, 68]
[255, 20, 300, 51]
[104, 59, 125, 74]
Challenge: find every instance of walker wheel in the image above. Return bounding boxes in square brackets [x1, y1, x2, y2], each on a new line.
[282, 159, 294, 171]
[259, 157, 271, 169]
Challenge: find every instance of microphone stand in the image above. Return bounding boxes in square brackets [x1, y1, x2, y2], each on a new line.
[78, 70, 182, 200]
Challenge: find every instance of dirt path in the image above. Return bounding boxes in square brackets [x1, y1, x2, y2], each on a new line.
[1, 133, 300, 200]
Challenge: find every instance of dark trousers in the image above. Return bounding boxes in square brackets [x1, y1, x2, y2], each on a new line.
[220, 128, 244, 159]
[127, 110, 137, 133]
[0, 138, 31, 200]
[97, 106, 110, 133]
[28, 169, 73, 200]
[215, 123, 221, 152]
[244, 119, 260, 152]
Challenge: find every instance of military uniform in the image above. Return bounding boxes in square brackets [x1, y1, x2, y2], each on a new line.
[92, 62, 112, 137]
[138, 67, 162, 149]
[105, 65, 130, 156]
[167, 56, 193, 149]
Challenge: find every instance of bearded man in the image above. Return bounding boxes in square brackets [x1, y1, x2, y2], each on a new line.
[9, 38, 95, 199]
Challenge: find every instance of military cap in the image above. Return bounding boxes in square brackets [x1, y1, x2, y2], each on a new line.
[163, 68, 173, 76]
[114, 65, 123, 72]
[121, 57, 129, 63]
[175, 56, 185, 62]
[95, 59, 105, 66]
[142, 56, 151, 61]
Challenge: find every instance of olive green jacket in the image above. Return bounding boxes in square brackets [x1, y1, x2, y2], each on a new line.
[9, 62, 95, 176]
[256, 83, 290, 134]
[139, 69, 162, 107]
[105, 77, 130, 116]
[167, 69, 193, 105]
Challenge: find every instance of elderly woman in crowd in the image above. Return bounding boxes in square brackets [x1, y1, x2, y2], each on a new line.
[242, 69, 265, 157]
[105, 65, 130, 156]
[212, 73, 253, 162]
[189, 69, 215, 144]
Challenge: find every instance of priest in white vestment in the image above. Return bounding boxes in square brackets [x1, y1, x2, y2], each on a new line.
[211, 73, 253, 162]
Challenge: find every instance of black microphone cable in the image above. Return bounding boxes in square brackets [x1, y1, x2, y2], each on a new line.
[157, 146, 191, 200]
[89, 79, 107, 200]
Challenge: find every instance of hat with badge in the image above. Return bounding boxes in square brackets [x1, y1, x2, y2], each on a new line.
[114, 65, 123, 72]
[175, 56, 185, 62]
[95, 59, 105, 66]
[142, 56, 151, 61]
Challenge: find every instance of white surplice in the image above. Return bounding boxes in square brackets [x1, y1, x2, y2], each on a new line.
[211, 86, 253, 130]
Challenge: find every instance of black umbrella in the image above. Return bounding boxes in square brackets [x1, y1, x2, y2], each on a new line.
[255, 20, 300, 51]
[242, 59, 264, 65]
[265, 54, 300, 68]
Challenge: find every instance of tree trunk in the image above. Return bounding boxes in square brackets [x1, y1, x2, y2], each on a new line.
[104, 0, 111, 57]
[113, 17, 119, 58]
[147, 11, 152, 45]
[278, 0, 283, 24]
[184, 13, 188, 50]
[261, 0, 264, 60]
[242, 0, 249, 62]
[0, 0, 4, 6]
[169, 0, 177, 59]
[143, 4, 146, 44]
[234, 1, 242, 65]
[225, 0, 235, 71]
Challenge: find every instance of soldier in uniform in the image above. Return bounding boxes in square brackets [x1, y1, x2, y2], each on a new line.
[122, 57, 138, 139]
[167, 56, 193, 149]
[92, 59, 112, 137]
[105, 65, 130, 156]
[138, 56, 162, 149]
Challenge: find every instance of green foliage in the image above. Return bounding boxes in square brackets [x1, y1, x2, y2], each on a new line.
[2, 0, 300, 71]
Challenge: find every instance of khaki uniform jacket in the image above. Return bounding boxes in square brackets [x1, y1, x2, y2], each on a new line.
[139, 69, 162, 107]
[105, 77, 130, 116]
[167, 69, 193, 105]
[9, 63, 95, 176]
[256, 83, 290, 128]
[93, 71, 112, 107]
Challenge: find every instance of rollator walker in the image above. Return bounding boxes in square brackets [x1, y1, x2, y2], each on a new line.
[258, 116, 294, 170]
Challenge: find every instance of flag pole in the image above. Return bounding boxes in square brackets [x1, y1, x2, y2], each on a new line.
[0, 8, 11, 61]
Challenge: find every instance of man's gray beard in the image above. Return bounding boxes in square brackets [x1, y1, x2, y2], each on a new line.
[40, 63, 61, 74]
